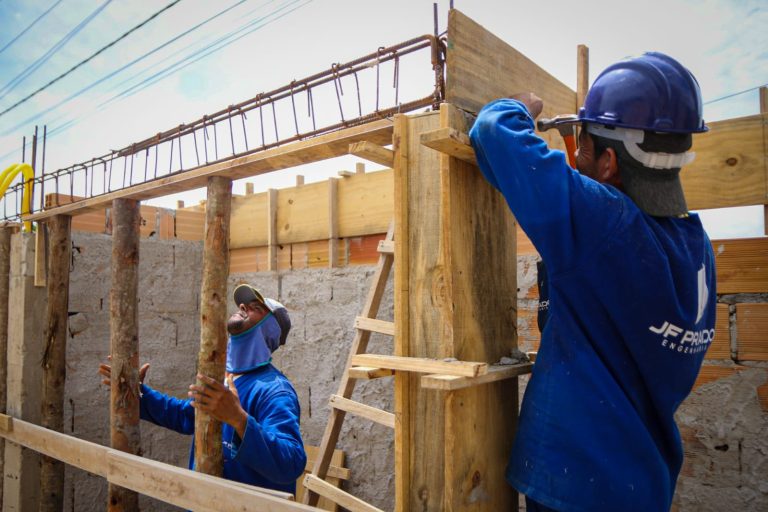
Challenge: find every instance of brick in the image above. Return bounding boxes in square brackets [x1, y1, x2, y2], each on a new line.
[706, 304, 731, 360]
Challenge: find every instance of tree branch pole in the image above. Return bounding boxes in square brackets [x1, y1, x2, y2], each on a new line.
[39, 215, 71, 512]
[195, 176, 232, 475]
[109, 199, 141, 512]
[0, 225, 16, 509]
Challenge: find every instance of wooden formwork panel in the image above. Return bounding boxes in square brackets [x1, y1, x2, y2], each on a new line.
[230, 193, 269, 248]
[712, 237, 768, 294]
[277, 181, 329, 245]
[735, 303, 768, 361]
[337, 171, 392, 238]
[683, 113, 767, 210]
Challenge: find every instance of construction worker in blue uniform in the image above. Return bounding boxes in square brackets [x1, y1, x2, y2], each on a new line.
[469, 53, 716, 511]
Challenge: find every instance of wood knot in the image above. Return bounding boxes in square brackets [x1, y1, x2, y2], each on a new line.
[725, 157, 738, 166]
[471, 470, 481, 488]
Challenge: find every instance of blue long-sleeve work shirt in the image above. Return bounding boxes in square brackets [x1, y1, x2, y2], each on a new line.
[470, 99, 716, 511]
[140, 364, 306, 494]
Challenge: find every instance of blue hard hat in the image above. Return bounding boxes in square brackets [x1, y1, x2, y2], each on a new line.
[578, 52, 708, 133]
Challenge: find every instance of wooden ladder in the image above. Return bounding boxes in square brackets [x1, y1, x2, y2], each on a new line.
[302, 223, 395, 512]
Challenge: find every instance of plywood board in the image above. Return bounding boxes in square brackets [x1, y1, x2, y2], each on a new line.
[735, 303, 768, 361]
[712, 237, 768, 294]
[337, 170, 392, 238]
[277, 181, 328, 244]
[683, 113, 767, 210]
[230, 192, 269, 248]
[446, 9, 576, 152]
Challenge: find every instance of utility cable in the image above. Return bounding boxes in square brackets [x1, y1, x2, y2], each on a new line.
[704, 83, 767, 105]
[0, 0, 113, 99]
[0, 0, 64, 56]
[2, 0, 248, 134]
[0, 0, 184, 119]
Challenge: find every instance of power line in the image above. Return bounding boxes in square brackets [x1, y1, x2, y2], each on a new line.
[704, 83, 767, 105]
[0, 0, 184, 119]
[0, 0, 64, 56]
[2, 0, 249, 135]
[0, 0, 114, 99]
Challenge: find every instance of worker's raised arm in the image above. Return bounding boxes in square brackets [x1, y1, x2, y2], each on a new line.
[469, 98, 625, 272]
[139, 385, 195, 435]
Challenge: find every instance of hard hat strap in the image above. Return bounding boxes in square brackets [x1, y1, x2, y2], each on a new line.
[586, 124, 696, 170]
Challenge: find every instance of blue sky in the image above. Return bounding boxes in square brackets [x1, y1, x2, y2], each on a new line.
[0, 0, 765, 237]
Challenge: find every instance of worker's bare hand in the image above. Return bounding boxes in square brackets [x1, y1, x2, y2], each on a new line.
[189, 374, 248, 438]
[99, 356, 150, 387]
[511, 92, 544, 119]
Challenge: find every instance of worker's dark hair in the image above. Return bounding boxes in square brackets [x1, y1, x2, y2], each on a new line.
[589, 131, 692, 171]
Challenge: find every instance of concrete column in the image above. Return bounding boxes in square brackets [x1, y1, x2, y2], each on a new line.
[3, 232, 46, 512]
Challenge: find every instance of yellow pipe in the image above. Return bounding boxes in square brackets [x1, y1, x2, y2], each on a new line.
[0, 163, 35, 232]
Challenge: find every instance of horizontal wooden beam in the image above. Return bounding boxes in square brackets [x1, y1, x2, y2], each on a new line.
[420, 127, 477, 165]
[350, 354, 488, 377]
[349, 141, 395, 168]
[0, 414, 313, 511]
[26, 120, 394, 222]
[420, 362, 533, 391]
[328, 395, 395, 429]
[354, 316, 395, 336]
[303, 474, 384, 512]
[348, 366, 395, 380]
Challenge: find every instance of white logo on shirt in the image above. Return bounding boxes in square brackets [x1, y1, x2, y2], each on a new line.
[695, 264, 709, 324]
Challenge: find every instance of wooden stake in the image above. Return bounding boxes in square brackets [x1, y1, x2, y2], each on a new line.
[328, 178, 339, 267]
[295, 175, 304, 187]
[267, 188, 278, 271]
[195, 176, 232, 476]
[39, 215, 71, 512]
[245, 182, 254, 195]
[576, 44, 590, 110]
[0, 227, 12, 508]
[109, 199, 141, 512]
[34, 224, 46, 287]
[760, 86, 767, 236]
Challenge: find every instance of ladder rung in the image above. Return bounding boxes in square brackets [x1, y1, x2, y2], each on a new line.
[350, 354, 488, 377]
[377, 240, 394, 254]
[303, 474, 385, 512]
[348, 366, 395, 380]
[329, 395, 395, 429]
[354, 317, 395, 336]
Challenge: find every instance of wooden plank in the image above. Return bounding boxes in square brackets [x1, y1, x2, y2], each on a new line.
[26, 120, 394, 222]
[446, 9, 575, 151]
[109, 199, 141, 512]
[377, 240, 394, 254]
[195, 177, 232, 476]
[328, 395, 395, 429]
[175, 209, 205, 240]
[354, 316, 395, 336]
[348, 141, 395, 168]
[682, 113, 767, 210]
[328, 178, 339, 267]
[735, 303, 768, 361]
[706, 304, 731, 360]
[304, 475, 384, 512]
[0, 414, 109, 477]
[420, 362, 533, 391]
[351, 354, 487, 378]
[348, 366, 395, 380]
[337, 170, 354, 178]
[712, 237, 768, 293]
[0, 414, 12, 432]
[34, 223, 46, 287]
[392, 113, 412, 512]
[40, 215, 71, 512]
[337, 170, 392, 239]
[356, 162, 365, 174]
[268, 188, 278, 271]
[576, 45, 589, 110]
[420, 127, 477, 166]
[277, 181, 328, 244]
[230, 192, 268, 248]
[297, 446, 347, 512]
[438, 102, 519, 511]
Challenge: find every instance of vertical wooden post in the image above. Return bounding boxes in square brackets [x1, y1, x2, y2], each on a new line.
[267, 188, 278, 271]
[760, 86, 767, 235]
[39, 214, 72, 512]
[576, 45, 589, 110]
[0, 226, 16, 510]
[395, 106, 519, 511]
[328, 178, 339, 268]
[195, 176, 232, 476]
[295, 175, 305, 187]
[108, 199, 141, 511]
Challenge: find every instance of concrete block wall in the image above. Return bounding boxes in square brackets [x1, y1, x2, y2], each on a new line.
[60, 232, 394, 511]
